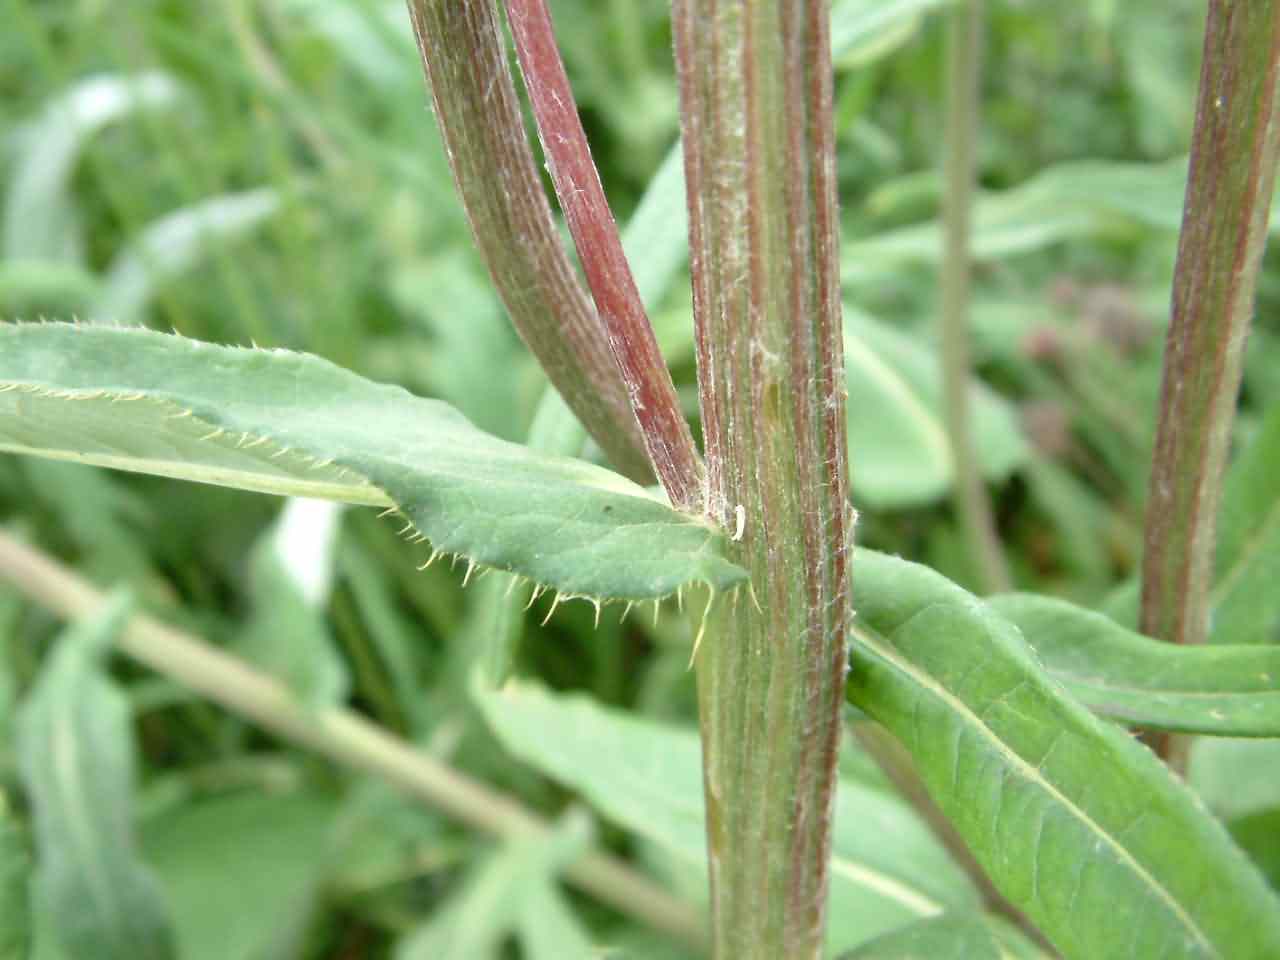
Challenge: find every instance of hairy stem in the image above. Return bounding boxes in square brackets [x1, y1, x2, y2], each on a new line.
[0, 531, 706, 952]
[1141, 4, 1280, 654]
[404, 0, 652, 484]
[941, 0, 1010, 594]
[505, 0, 703, 509]
[673, 1, 853, 955]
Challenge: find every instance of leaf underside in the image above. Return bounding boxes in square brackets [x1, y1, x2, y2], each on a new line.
[991, 593, 1280, 737]
[847, 548, 1280, 960]
[0, 324, 746, 602]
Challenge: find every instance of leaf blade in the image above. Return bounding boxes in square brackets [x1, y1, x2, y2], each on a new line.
[0, 324, 745, 602]
[990, 592, 1280, 736]
[16, 594, 176, 960]
[473, 682, 980, 953]
[847, 549, 1280, 959]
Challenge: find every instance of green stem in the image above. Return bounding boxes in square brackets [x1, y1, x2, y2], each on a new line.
[403, 0, 653, 484]
[1140, 3, 1280, 653]
[0, 531, 706, 952]
[673, 2, 853, 956]
[940, 0, 1010, 594]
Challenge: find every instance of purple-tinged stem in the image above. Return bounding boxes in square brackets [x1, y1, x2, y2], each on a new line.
[1140, 0, 1280, 767]
[404, 0, 652, 484]
[505, 0, 703, 510]
[673, 1, 853, 955]
[1142, 4, 1280, 650]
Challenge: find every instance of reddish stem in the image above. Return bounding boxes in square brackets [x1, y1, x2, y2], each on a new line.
[505, 0, 704, 511]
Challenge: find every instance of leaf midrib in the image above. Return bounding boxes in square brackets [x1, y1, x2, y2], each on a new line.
[852, 621, 1216, 955]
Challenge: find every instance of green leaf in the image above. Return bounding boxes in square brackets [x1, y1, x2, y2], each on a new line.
[516, 884, 597, 960]
[0, 324, 746, 602]
[15, 594, 176, 960]
[1189, 738, 1280, 823]
[4, 72, 182, 264]
[395, 811, 593, 960]
[830, 0, 954, 69]
[842, 158, 1280, 284]
[1213, 403, 1280, 645]
[235, 498, 348, 707]
[837, 913, 1044, 960]
[847, 549, 1280, 960]
[845, 311, 1027, 508]
[0, 796, 31, 960]
[989, 593, 1280, 736]
[95, 190, 282, 327]
[474, 683, 980, 953]
[141, 788, 338, 960]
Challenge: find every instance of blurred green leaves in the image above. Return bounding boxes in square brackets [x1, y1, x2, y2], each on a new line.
[475, 682, 981, 954]
[0, 795, 30, 960]
[16, 594, 176, 960]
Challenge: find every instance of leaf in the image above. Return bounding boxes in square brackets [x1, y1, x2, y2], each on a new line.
[845, 311, 1027, 508]
[516, 884, 597, 960]
[1189, 738, 1280, 823]
[837, 913, 1044, 960]
[4, 72, 182, 264]
[0, 797, 31, 960]
[830, 0, 954, 69]
[15, 594, 176, 960]
[1213, 403, 1280, 645]
[623, 142, 691, 313]
[847, 549, 1280, 960]
[395, 811, 593, 960]
[0, 324, 746, 602]
[474, 683, 980, 953]
[95, 190, 282, 327]
[842, 158, 1280, 283]
[235, 498, 348, 707]
[989, 592, 1280, 736]
[140, 788, 338, 960]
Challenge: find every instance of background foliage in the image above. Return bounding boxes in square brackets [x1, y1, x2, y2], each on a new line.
[0, 0, 1276, 957]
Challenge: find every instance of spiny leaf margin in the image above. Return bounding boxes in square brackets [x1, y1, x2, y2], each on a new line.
[0, 323, 746, 602]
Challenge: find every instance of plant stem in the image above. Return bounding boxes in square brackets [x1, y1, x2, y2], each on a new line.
[505, 0, 703, 510]
[673, 2, 853, 956]
[1141, 4, 1280, 655]
[0, 530, 707, 952]
[940, 0, 1010, 594]
[403, 0, 652, 485]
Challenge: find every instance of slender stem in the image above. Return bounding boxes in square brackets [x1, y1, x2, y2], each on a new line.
[1141, 4, 1280, 651]
[673, 2, 853, 956]
[1140, 1, 1280, 768]
[505, 0, 703, 510]
[940, 0, 1010, 594]
[403, 0, 652, 484]
[0, 531, 706, 952]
